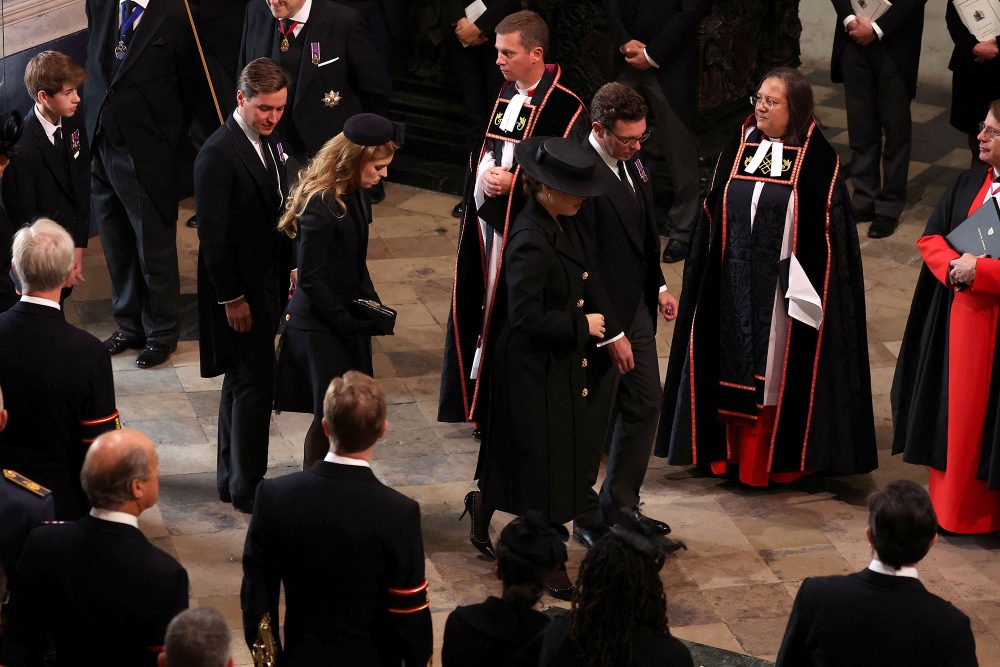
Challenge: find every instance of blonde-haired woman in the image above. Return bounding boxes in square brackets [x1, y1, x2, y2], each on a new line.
[275, 113, 397, 467]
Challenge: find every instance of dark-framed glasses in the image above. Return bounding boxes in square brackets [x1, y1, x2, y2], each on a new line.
[979, 122, 1000, 141]
[609, 128, 653, 148]
[750, 94, 783, 110]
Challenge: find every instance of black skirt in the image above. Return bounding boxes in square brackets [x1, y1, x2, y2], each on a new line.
[274, 326, 373, 419]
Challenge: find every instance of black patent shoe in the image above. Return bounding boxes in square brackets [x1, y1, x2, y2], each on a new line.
[868, 215, 899, 239]
[459, 490, 496, 560]
[135, 341, 173, 369]
[636, 511, 672, 536]
[452, 201, 465, 219]
[661, 238, 689, 264]
[573, 522, 609, 549]
[104, 330, 144, 355]
[544, 566, 574, 601]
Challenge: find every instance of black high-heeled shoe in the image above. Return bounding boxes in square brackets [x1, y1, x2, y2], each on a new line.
[459, 490, 496, 560]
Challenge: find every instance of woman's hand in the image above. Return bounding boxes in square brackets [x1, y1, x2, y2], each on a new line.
[587, 313, 606, 339]
[949, 253, 981, 286]
[973, 39, 999, 63]
[288, 268, 298, 300]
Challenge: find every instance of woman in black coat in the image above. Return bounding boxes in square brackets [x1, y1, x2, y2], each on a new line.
[463, 136, 611, 596]
[275, 114, 398, 466]
[442, 512, 569, 667]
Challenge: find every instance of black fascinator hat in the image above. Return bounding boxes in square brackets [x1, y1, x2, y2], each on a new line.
[499, 510, 570, 571]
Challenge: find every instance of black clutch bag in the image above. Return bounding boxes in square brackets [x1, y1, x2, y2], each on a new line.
[349, 298, 397, 336]
[946, 198, 1000, 257]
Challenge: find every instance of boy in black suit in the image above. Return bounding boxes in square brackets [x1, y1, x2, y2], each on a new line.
[241, 372, 432, 665]
[1, 51, 89, 293]
[777, 480, 978, 666]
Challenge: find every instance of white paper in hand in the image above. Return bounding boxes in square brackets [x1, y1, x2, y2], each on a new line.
[954, 0, 1000, 42]
[851, 0, 892, 22]
[785, 254, 824, 330]
[465, 0, 487, 23]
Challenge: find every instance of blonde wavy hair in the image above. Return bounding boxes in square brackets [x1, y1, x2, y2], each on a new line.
[278, 133, 397, 238]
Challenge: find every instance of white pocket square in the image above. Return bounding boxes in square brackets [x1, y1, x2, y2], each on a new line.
[316, 57, 340, 67]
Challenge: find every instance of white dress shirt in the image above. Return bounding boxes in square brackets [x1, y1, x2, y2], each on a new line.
[233, 108, 268, 167]
[33, 105, 62, 146]
[20, 295, 61, 311]
[868, 558, 919, 579]
[91, 507, 140, 529]
[842, 14, 884, 40]
[324, 451, 372, 468]
[286, 0, 313, 37]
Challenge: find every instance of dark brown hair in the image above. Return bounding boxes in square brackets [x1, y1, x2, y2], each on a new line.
[24, 51, 86, 101]
[495, 10, 549, 55]
[867, 480, 938, 569]
[590, 82, 647, 128]
[238, 57, 292, 99]
[322, 371, 387, 453]
[758, 66, 814, 146]
[521, 172, 543, 200]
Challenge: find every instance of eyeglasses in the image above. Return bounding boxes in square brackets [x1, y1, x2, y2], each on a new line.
[607, 128, 652, 148]
[979, 122, 1000, 141]
[750, 94, 784, 110]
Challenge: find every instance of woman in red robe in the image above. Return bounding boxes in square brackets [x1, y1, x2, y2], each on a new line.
[892, 102, 1000, 534]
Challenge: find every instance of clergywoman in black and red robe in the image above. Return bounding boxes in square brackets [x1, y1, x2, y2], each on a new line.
[656, 67, 877, 487]
[891, 102, 1000, 535]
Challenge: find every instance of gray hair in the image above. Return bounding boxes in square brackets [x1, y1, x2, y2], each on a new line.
[11, 218, 73, 292]
[80, 436, 152, 509]
[163, 608, 232, 667]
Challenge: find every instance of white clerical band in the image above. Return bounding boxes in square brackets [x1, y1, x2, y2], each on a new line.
[744, 140, 784, 178]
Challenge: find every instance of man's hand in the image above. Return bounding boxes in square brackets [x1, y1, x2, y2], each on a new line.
[848, 16, 876, 45]
[625, 51, 653, 70]
[67, 247, 85, 287]
[973, 39, 999, 63]
[949, 253, 982, 286]
[455, 18, 487, 46]
[658, 289, 678, 321]
[482, 167, 513, 198]
[225, 297, 253, 333]
[620, 39, 646, 58]
[608, 336, 635, 374]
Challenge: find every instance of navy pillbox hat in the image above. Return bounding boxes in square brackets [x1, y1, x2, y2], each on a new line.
[343, 113, 404, 147]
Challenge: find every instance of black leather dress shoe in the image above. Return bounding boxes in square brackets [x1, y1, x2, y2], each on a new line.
[661, 238, 689, 264]
[369, 181, 386, 204]
[452, 201, 465, 219]
[219, 489, 232, 504]
[104, 330, 144, 355]
[573, 522, 609, 549]
[134, 342, 173, 369]
[233, 495, 254, 514]
[853, 208, 875, 223]
[868, 215, 899, 239]
[636, 511, 672, 535]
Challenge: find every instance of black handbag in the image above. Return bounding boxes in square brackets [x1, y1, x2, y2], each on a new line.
[349, 298, 397, 336]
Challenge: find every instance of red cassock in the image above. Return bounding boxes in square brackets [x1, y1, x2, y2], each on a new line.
[916, 172, 1000, 534]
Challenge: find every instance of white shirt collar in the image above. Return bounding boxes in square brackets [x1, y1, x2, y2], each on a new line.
[324, 450, 371, 468]
[33, 105, 62, 144]
[516, 74, 544, 97]
[868, 558, 919, 579]
[233, 107, 261, 145]
[90, 507, 140, 529]
[588, 131, 619, 174]
[20, 295, 61, 311]
[123, 0, 149, 9]
[289, 0, 313, 24]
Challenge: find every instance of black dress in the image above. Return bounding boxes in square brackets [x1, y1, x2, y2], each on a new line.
[478, 198, 596, 524]
[538, 614, 694, 667]
[441, 596, 550, 666]
[275, 189, 380, 418]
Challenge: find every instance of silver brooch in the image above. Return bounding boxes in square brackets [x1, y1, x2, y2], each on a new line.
[322, 90, 342, 108]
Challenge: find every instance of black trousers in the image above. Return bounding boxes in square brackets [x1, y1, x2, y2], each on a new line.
[92, 134, 180, 346]
[592, 299, 661, 525]
[217, 326, 275, 503]
[841, 41, 912, 221]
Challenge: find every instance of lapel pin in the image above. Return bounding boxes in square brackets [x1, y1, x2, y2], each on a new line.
[635, 158, 649, 183]
[311, 42, 321, 65]
[322, 90, 342, 108]
[70, 129, 82, 158]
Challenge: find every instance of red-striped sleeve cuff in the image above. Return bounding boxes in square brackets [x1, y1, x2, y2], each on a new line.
[387, 579, 429, 614]
[81, 410, 122, 443]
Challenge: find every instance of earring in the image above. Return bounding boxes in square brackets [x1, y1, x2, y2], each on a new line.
[546, 193, 552, 201]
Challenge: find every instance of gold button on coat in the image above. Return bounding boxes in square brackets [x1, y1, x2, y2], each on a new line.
[576, 299, 584, 308]
[581, 388, 589, 397]
[581, 358, 588, 368]
[284, 314, 291, 321]
[582, 271, 589, 280]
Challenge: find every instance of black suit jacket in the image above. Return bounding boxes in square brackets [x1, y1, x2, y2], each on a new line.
[0, 303, 118, 519]
[602, 0, 711, 129]
[239, 0, 391, 159]
[574, 144, 665, 342]
[285, 190, 379, 335]
[0, 205, 16, 312]
[946, 1, 1000, 133]
[195, 115, 288, 376]
[4, 515, 189, 667]
[241, 461, 432, 666]
[830, 0, 927, 99]
[776, 569, 978, 667]
[84, 0, 201, 225]
[1, 111, 90, 247]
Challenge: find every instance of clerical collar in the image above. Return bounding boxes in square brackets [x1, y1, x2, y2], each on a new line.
[588, 131, 619, 174]
[233, 107, 261, 144]
[91, 507, 140, 529]
[324, 450, 371, 468]
[516, 74, 544, 97]
[868, 558, 919, 579]
[20, 295, 61, 311]
[288, 0, 313, 24]
[33, 105, 62, 143]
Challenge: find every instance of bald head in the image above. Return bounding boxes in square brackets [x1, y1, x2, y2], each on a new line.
[81, 429, 159, 513]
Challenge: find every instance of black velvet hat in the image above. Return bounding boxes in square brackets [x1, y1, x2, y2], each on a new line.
[343, 113, 405, 147]
[499, 511, 569, 570]
[514, 136, 612, 198]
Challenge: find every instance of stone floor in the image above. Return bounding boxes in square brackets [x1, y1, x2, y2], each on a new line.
[59, 68, 1000, 665]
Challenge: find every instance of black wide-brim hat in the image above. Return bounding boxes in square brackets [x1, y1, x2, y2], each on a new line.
[514, 136, 612, 199]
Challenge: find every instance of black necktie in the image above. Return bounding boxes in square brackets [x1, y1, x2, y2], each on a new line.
[54, 127, 65, 149]
[262, 139, 281, 197]
[618, 161, 636, 199]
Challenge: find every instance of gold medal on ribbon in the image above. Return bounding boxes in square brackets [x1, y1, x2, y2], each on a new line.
[280, 36, 290, 52]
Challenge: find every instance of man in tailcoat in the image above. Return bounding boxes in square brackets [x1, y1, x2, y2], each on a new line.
[3, 430, 189, 667]
[602, 0, 711, 263]
[573, 83, 677, 545]
[239, 0, 391, 166]
[85, 0, 203, 368]
[776, 480, 977, 666]
[195, 58, 290, 514]
[242, 372, 432, 665]
[0, 220, 120, 520]
[830, 0, 927, 238]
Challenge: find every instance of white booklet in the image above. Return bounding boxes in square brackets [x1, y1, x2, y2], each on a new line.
[954, 0, 1000, 42]
[851, 0, 892, 22]
[465, 0, 487, 23]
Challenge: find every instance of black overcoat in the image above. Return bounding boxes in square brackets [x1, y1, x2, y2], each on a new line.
[478, 199, 595, 524]
[946, 1, 1000, 135]
[195, 115, 288, 378]
[442, 596, 550, 667]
